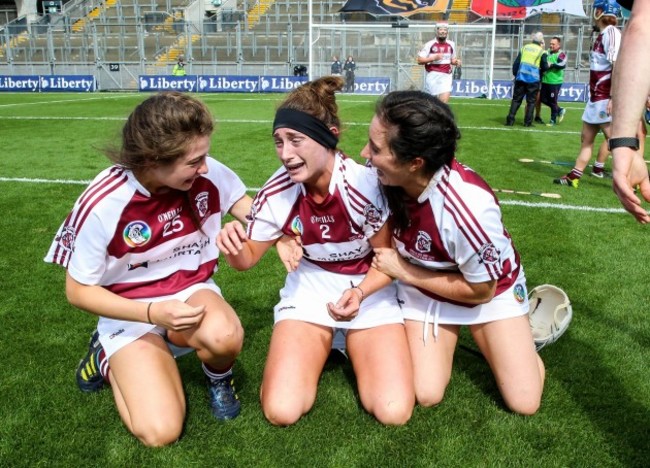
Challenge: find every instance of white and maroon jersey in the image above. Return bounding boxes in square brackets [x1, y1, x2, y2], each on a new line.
[248, 152, 387, 275]
[418, 39, 456, 74]
[393, 158, 522, 307]
[44, 157, 246, 300]
[589, 25, 621, 102]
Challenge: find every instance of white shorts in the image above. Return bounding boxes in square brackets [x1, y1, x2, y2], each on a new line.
[97, 280, 222, 358]
[274, 260, 403, 329]
[582, 99, 611, 125]
[398, 270, 529, 327]
[424, 71, 453, 96]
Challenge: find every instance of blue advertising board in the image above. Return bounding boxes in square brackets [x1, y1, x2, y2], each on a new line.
[0, 75, 95, 92]
[451, 79, 588, 102]
[138, 75, 199, 92]
[139, 75, 390, 95]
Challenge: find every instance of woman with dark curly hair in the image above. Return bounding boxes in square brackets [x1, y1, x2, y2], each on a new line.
[365, 91, 545, 415]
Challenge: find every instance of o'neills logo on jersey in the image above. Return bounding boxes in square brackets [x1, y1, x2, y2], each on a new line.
[123, 221, 151, 248]
[311, 215, 335, 224]
[478, 242, 500, 265]
[56, 226, 76, 252]
[195, 191, 209, 217]
[291, 216, 303, 236]
[415, 230, 432, 253]
[364, 204, 382, 226]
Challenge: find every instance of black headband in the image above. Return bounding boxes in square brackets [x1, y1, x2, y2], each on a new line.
[272, 108, 339, 149]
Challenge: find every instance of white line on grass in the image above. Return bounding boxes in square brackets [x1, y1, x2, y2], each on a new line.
[0, 177, 92, 185]
[0, 176, 629, 214]
[0, 115, 581, 134]
[498, 199, 627, 214]
[0, 94, 135, 108]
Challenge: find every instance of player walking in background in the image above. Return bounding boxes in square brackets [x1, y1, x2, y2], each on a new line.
[417, 23, 461, 103]
[535, 36, 568, 126]
[554, 0, 621, 187]
[216, 76, 415, 427]
[506, 31, 549, 127]
[365, 90, 545, 416]
[44, 92, 249, 446]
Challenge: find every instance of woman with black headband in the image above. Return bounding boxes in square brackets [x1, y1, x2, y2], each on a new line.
[217, 76, 414, 426]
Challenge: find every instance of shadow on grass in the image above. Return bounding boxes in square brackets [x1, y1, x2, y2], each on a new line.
[455, 332, 649, 466]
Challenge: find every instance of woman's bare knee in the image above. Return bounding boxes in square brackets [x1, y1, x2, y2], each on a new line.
[504, 394, 541, 416]
[371, 399, 413, 426]
[196, 320, 244, 358]
[415, 386, 446, 408]
[261, 398, 305, 427]
[132, 418, 183, 447]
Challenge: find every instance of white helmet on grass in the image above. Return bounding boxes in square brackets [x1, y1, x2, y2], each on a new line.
[528, 284, 573, 351]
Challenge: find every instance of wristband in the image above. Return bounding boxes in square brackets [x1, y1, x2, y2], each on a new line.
[349, 282, 365, 303]
[608, 137, 640, 151]
[146, 302, 153, 324]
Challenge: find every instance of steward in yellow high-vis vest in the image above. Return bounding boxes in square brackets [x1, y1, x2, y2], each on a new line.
[506, 32, 549, 127]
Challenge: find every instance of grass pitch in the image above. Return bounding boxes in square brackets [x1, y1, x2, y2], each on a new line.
[0, 92, 648, 467]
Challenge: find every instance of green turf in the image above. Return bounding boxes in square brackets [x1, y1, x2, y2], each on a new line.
[0, 92, 648, 467]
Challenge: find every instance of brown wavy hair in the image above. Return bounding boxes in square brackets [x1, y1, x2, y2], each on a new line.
[277, 75, 344, 134]
[107, 91, 214, 171]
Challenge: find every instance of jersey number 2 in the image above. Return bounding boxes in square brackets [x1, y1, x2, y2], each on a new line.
[320, 224, 331, 239]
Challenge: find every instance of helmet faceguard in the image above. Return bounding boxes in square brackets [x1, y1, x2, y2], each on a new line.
[436, 22, 449, 41]
[593, 0, 622, 20]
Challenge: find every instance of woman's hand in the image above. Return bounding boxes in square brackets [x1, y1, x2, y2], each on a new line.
[326, 288, 362, 322]
[148, 300, 206, 332]
[216, 221, 248, 255]
[275, 235, 303, 272]
[372, 247, 407, 280]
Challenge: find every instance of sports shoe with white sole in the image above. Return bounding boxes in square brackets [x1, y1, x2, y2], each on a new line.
[590, 170, 612, 179]
[558, 108, 566, 123]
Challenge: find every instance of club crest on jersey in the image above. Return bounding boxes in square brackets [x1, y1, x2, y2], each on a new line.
[364, 204, 382, 226]
[123, 221, 151, 248]
[291, 216, 303, 236]
[513, 283, 526, 304]
[195, 191, 209, 218]
[56, 226, 76, 252]
[478, 242, 499, 265]
[415, 230, 432, 253]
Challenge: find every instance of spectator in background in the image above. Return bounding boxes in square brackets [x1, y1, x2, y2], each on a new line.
[610, 0, 650, 223]
[506, 31, 548, 127]
[293, 64, 308, 77]
[331, 55, 342, 76]
[535, 36, 568, 126]
[172, 56, 187, 76]
[554, 0, 621, 187]
[417, 23, 461, 103]
[343, 55, 356, 92]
